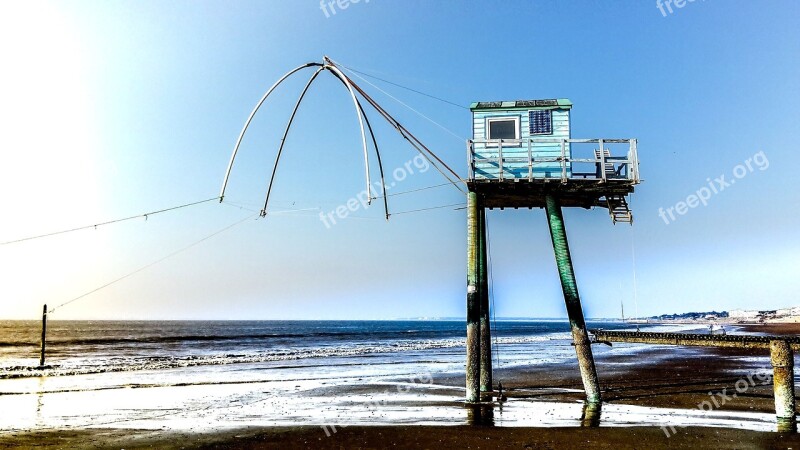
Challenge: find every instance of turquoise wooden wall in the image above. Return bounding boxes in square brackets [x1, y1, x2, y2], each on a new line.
[471, 101, 572, 180]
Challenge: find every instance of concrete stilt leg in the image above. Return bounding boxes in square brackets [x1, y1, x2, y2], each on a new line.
[478, 206, 493, 400]
[770, 340, 795, 422]
[544, 195, 601, 404]
[466, 191, 481, 403]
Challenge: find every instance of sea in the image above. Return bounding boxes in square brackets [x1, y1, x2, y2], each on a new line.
[0, 320, 778, 433]
[0, 320, 636, 379]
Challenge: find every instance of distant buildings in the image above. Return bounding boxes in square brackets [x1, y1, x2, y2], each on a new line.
[649, 311, 729, 322]
[671, 307, 800, 323]
[777, 306, 800, 317]
[729, 309, 761, 319]
[728, 309, 780, 322]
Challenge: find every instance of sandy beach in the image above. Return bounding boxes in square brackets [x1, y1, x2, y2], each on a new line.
[1, 322, 799, 449]
[3, 425, 799, 450]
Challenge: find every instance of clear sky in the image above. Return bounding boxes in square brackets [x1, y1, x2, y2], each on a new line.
[1, 0, 799, 320]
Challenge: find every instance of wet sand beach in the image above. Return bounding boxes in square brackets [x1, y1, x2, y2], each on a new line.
[4, 424, 800, 450]
[3, 323, 800, 449]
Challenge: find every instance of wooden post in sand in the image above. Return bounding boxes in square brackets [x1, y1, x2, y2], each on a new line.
[39, 304, 48, 367]
[465, 191, 481, 403]
[478, 206, 493, 401]
[545, 195, 601, 404]
[770, 340, 795, 422]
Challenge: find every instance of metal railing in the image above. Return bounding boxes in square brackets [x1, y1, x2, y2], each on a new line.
[467, 138, 639, 183]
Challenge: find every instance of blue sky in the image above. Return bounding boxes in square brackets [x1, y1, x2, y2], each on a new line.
[1, 0, 798, 320]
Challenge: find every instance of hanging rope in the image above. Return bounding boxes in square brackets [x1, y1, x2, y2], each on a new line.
[332, 59, 467, 142]
[340, 79, 466, 193]
[629, 194, 639, 319]
[485, 210, 501, 369]
[221, 200, 319, 215]
[0, 197, 221, 246]
[390, 203, 466, 216]
[334, 64, 468, 111]
[329, 61, 465, 191]
[48, 213, 256, 314]
[373, 180, 467, 199]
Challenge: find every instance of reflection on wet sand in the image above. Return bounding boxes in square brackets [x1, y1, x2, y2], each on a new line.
[35, 377, 44, 429]
[580, 402, 601, 427]
[465, 403, 495, 426]
[4, 367, 786, 434]
[467, 400, 602, 428]
[777, 417, 797, 433]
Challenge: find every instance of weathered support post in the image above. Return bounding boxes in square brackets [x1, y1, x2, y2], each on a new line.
[39, 304, 47, 368]
[478, 206, 493, 400]
[466, 191, 481, 403]
[580, 402, 602, 427]
[544, 195, 601, 404]
[770, 340, 795, 423]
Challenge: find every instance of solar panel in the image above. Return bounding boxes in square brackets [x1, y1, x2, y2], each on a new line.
[529, 110, 552, 134]
[475, 101, 502, 108]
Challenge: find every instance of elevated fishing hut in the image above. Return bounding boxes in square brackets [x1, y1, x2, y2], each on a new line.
[464, 99, 640, 403]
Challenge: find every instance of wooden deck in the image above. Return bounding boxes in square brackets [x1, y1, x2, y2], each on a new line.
[468, 179, 637, 209]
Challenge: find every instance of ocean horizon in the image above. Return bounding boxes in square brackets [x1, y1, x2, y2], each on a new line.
[1, 319, 638, 380]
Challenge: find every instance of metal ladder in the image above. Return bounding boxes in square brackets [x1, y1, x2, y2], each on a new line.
[605, 195, 633, 224]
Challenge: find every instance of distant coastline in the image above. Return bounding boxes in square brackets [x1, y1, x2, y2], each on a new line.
[619, 305, 800, 325]
[398, 309, 800, 325]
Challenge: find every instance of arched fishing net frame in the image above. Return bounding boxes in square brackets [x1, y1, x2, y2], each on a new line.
[220, 56, 465, 221]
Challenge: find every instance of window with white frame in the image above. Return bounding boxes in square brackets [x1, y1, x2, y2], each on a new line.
[486, 116, 520, 144]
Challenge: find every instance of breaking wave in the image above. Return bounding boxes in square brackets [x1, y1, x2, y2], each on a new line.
[0, 333, 570, 379]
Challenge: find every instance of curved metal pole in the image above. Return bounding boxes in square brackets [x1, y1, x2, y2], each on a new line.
[219, 62, 322, 201]
[327, 73, 389, 220]
[359, 99, 390, 220]
[262, 67, 325, 216]
[322, 63, 372, 204]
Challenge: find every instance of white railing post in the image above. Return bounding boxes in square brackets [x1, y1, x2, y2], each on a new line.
[625, 139, 632, 182]
[467, 140, 474, 180]
[561, 139, 567, 182]
[527, 138, 533, 181]
[498, 140, 504, 181]
[598, 139, 606, 181]
[467, 139, 473, 180]
[631, 139, 639, 183]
